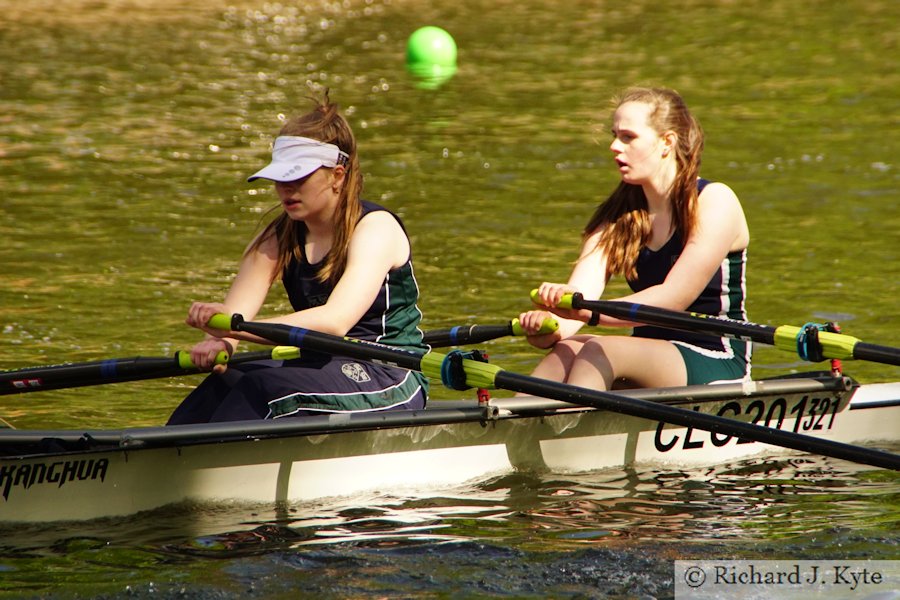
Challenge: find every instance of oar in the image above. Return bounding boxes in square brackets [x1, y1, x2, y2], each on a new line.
[538, 291, 900, 367]
[0, 318, 547, 397]
[423, 317, 558, 347]
[0, 346, 301, 396]
[208, 313, 900, 471]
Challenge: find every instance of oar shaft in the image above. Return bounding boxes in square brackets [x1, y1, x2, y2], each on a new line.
[854, 342, 900, 366]
[567, 295, 777, 345]
[212, 314, 428, 372]
[490, 371, 899, 471]
[0, 356, 185, 395]
[565, 293, 900, 367]
[423, 323, 513, 347]
[423, 317, 558, 347]
[0, 348, 299, 396]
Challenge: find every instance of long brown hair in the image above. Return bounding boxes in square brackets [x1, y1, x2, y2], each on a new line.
[247, 90, 363, 284]
[584, 87, 704, 280]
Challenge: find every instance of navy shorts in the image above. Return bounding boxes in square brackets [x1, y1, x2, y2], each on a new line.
[167, 353, 427, 425]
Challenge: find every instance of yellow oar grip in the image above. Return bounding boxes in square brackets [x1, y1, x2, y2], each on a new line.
[511, 317, 559, 336]
[529, 289, 574, 310]
[271, 346, 302, 360]
[176, 350, 230, 369]
[420, 352, 501, 390]
[207, 313, 233, 331]
[773, 326, 860, 360]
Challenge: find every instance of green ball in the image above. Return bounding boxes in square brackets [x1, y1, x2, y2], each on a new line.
[406, 26, 457, 68]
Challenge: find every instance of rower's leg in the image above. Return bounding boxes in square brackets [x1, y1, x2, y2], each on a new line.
[566, 336, 687, 390]
[527, 334, 599, 382]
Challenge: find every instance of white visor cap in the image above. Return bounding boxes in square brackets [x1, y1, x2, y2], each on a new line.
[247, 136, 350, 183]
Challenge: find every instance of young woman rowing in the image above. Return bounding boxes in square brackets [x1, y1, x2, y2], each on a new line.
[519, 87, 751, 390]
[168, 93, 428, 424]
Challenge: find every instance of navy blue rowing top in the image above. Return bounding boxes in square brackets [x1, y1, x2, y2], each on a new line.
[281, 200, 427, 351]
[626, 179, 750, 356]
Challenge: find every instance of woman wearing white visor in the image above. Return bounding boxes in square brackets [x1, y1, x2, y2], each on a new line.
[168, 93, 428, 423]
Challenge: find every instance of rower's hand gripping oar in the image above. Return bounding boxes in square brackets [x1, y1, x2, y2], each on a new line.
[207, 314, 501, 391]
[534, 290, 900, 367]
[208, 313, 900, 471]
[0, 346, 301, 396]
[423, 317, 558, 347]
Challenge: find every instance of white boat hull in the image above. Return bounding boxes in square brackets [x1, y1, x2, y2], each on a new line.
[1, 377, 897, 523]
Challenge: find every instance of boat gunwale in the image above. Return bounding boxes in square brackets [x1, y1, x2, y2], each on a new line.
[0, 374, 866, 459]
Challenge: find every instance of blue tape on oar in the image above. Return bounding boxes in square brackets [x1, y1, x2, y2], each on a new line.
[288, 327, 307, 347]
[448, 326, 462, 345]
[101, 359, 118, 379]
[628, 303, 640, 320]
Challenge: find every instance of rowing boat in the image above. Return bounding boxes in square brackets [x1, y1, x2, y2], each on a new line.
[2, 305, 898, 524]
[1, 372, 897, 523]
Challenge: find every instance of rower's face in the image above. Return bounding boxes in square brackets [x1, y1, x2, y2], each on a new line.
[275, 166, 344, 221]
[609, 101, 665, 184]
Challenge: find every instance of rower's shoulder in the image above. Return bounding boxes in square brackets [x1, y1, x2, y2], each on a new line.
[698, 180, 744, 212]
[698, 180, 739, 200]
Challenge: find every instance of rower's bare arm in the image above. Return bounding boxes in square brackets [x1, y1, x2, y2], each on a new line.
[525, 229, 608, 341]
[271, 211, 409, 336]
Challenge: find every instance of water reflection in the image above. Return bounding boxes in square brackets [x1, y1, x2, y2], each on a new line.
[19, 451, 883, 554]
[0, 450, 895, 596]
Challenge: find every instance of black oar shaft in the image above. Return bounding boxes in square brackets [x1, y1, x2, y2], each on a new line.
[0, 356, 181, 395]
[854, 342, 900, 366]
[423, 323, 513, 347]
[568, 294, 900, 367]
[0, 350, 280, 396]
[223, 315, 427, 372]
[571, 295, 776, 345]
[422, 317, 556, 347]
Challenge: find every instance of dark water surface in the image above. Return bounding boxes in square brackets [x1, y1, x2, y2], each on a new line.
[1, 453, 897, 598]
[0, 0, 898, 597]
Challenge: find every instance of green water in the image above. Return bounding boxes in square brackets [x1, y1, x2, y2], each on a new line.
[1, 0, 897, 430]
[0, 0, 898, 596]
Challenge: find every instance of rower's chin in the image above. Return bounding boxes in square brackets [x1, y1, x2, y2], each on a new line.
[282, 203, 306, 217]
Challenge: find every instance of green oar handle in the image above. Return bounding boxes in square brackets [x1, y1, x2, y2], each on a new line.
[175, 350, 230, 369]
[174, 345, 302, 369]
[207, 313, 234, 331]
[511, 317, 558, 336]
